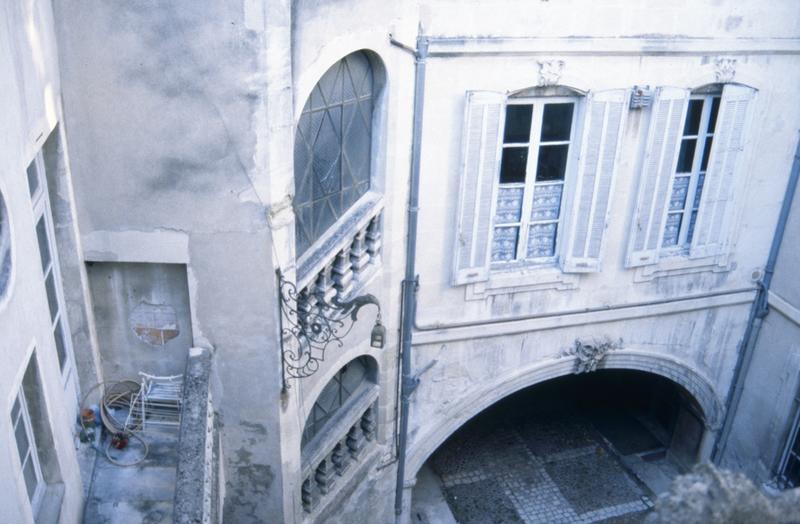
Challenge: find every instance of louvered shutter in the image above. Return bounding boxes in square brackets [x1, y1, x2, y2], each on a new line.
[625, 87, 690, 267]
[452, 91, 506, 285]
[689, 85, 756, 259]
[561, 89, 629, 273]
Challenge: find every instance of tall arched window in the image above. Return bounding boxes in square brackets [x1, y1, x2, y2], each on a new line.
[302, 356, 375, 448]
[294, 51, 375, 256]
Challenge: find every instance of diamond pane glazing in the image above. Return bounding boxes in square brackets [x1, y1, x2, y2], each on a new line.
[294, 52, 374, 256]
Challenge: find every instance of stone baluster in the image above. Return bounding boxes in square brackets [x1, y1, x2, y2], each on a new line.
[366, 214, 382, 260]
[315, 457, 336, 495]
[297, 287, 313, 328]
[332, 249, 354, 298]
[349, 228, 370, 275]
[315, 261, 336, 303]
[360, 405, 377, 442]
[301, 476, 318, 513]
[331, 441, 351, 476]
[346, 424, 366, 459]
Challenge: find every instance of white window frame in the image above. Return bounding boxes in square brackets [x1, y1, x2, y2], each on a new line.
[10, 383, 46, 513]
[26, 152, 77, 389]
[490, 96, 580, 269]
[661, 92, 721, 255]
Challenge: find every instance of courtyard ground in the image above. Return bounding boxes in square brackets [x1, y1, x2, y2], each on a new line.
[412, 381, 683, 524]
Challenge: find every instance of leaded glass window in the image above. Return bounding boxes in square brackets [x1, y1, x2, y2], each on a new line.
[302, 356, 372, 448]
[294, 52, 374, 256]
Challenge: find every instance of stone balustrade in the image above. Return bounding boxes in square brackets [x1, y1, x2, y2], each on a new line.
[296, 206, 383, 304]
[301, 400, 378, 514]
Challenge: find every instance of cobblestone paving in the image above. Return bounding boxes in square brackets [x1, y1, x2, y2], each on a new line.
[431, 414, 656, 524]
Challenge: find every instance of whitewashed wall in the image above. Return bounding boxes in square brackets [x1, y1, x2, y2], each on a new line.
[0, 1, 85, 522]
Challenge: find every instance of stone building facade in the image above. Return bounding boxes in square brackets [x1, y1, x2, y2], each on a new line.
[1, 1, 799, 523]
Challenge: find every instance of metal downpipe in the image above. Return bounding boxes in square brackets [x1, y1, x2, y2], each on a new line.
[393, 32, 428, 517]
[713, 133, 800, 461]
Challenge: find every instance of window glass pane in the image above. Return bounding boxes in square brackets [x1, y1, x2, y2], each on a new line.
[535, 144, 569, 181]
[14, 418, 30, 464]
[526, 223, 557, 258]
[22, 457, 38, 501]
[45, 272, 59, 321]
[687, 210, 699, 243]
[707, 97, 721, 133]
[683, 100, 704, 136]
[491, 226, 519, 262]
[530, 184, 563, 221]
[694, 174, 705, 209]
[54, 320, 68, 370]
[676, 139, 697, 173]
[662, 213, 683, 247]
[11, 396, 21, 422]
[669, 176, 690, 211]
[26, 161, 39, 198]
[499, 147, 528, 184]
[540, 103, 574, 142]
[36, 218, 51, 273]
[701, 136, 713, 171]
[503, 105, 533, 143]
[494, 187, 524, 225]
[340, 358, 367, 394]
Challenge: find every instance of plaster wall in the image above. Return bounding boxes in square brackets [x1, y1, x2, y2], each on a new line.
[721, 157, 800, 482]
[0, 0, 86, 522]
[414, 50, 800, 323]
[86, 262, 193, 380]
[277, 1, 418, 521]
[52, 2, 288, 520]
[419, 0, 800, 40]
[401, 1, 800, 518]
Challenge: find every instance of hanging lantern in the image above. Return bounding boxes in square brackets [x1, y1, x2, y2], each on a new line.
[370, 319, 386, 348]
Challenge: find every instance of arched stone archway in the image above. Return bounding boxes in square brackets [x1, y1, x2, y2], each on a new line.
[406, 349, 722, 483]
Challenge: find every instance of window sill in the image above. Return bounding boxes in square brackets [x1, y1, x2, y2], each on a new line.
[633, 252, 731, 283]
[466, 264, 579, 300]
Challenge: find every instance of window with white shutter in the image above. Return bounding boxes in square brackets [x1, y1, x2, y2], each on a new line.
[453, 91, 506, 285]
[561, 89, 629, 273]
[625, 84, 755, 268]
[453, 88, 628, 286]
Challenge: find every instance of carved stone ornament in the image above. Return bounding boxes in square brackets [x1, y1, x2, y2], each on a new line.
[538, 59, 565, 87]
[561, 338, 622, 374]
[714, 58, 737, 83]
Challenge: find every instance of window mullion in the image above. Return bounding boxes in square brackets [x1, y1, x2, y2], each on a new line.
[678, 96, 712, 246]
[518, 103, 543, 260]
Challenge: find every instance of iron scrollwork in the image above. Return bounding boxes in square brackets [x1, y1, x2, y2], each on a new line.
[277, 270, 381, 391]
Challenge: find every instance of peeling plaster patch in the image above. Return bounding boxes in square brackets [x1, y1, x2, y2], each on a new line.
[131, 301, 179, 346]
[725, 16, 743, 31]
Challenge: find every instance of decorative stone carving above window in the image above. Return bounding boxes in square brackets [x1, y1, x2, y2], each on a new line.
[714, 58, 737, 83]
[537, 59, 565, 87]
